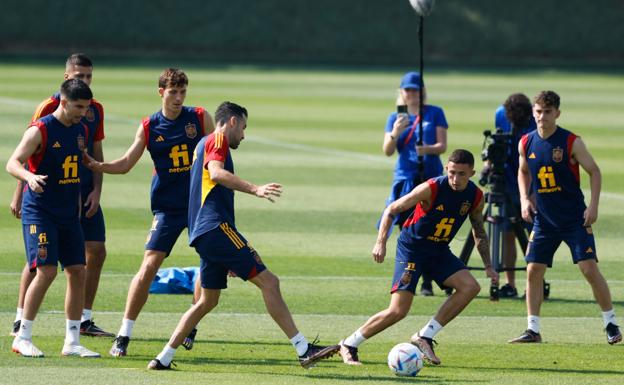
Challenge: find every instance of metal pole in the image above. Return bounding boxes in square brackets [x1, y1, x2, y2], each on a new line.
[417, 15, 425, 184]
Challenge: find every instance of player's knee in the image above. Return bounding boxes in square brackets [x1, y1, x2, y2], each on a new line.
[138, 259, 162, 282]
[198, 295, 219, 313]
[86, 244, 107, 266]
[36, 266, 57, 282]
[526, 264, 545, 281]
[467, 280, 481, 298]
[578, 261, 599, 280]
[260, 271, 280, 291]
[387, 306, 409, 322]
[64, 265, 86, 281]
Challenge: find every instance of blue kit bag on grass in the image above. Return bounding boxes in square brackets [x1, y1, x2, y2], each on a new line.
[149, 267, 199, 294]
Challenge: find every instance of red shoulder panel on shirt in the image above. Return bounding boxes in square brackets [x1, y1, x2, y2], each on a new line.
[472, 187, 484, 213]
[566, 133, 580, 183]
[203, 133, 229, 168]
[28, 121, 48, 173]
[195, 107, 206, 136]
[520, 133, 530, 156]
[141, 117, 151, 149]
[91, 99, 105, 141]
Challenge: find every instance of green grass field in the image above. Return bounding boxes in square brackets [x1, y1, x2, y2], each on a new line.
[0, 62, 623, 384]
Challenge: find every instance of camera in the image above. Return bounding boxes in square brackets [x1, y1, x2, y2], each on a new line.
[479, 129, 512, 194]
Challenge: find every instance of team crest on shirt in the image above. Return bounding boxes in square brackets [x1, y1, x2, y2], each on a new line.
[85, 106, 96, 122]
[552, 147, 564, 163]
[185, 122, 197, 139]
[37, 245, 47, 260]
[77, 134, 85, 151]
[459, 201, 472, 216]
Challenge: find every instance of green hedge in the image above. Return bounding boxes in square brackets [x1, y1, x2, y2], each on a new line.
[1, 0, 623, 66]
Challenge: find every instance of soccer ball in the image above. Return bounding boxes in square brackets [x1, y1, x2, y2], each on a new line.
[387, 342, 424, 377]
[408, 0, 436, 16]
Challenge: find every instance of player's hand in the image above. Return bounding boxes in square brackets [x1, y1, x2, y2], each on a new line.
[10, 197, 22, 219]
[485, 265, 499, 286]
[26, 174, 47, 193]
[583, 204, 598, 226]
[372, 241, 386, 263]
[82, 152, 101, 172]
[255, 183, 282, 202]
[83, 190, 101, 218]
[392, 114, 409, 137]
[520, 197, 536, 223]
[227, 270, 238, 278]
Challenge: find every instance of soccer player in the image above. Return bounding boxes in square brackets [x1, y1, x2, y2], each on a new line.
[83, 68, 215, 356]
[381, 72, 449, 297]
[509, 90, 621, 344]
[6, 79, 100, 357]
[147, 102, 339, 370]
[339, 149, 498, 366]
[9, 53, 112, 338]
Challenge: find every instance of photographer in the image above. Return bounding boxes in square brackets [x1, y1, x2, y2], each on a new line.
[487, 93, 536, 297]
[380, 71, 448, 296]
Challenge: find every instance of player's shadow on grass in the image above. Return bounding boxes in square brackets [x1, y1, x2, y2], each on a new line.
[134, 337, 291, 347]
[451, 365, 624, 376]
[181, 357, 475, 383]
[540, 297, 624, 307]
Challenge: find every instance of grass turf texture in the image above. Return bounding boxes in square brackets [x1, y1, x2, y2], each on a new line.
[0, 63, 623, 384]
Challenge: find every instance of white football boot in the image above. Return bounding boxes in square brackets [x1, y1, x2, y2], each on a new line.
[12, 337, 44, 357]
[62, 344, 101, 358]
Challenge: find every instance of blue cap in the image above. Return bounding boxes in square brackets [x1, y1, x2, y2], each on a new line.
[399, 72, 423, 89]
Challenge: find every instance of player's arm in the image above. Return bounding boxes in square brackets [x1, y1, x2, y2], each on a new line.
[372, 181, 431, 263]
[517, 139, 535, 223]
[83, 140, 104, 217]
[83, 125, 146, 174]
[382, 114, 410, 156]
[571, 137, 601, 226]
[10, 180, 24, 218]
[468, 199, 499, 284]
[208, 160, 282, 202]
[6, 126, 47, 193]
[416, 126, 447, 155]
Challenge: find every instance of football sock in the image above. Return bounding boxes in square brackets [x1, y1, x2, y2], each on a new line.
[81, 309, 92, 323]
[15, 308, 23, 323]
[528, 315, 540, 333]
[418, 318, 443, 339]
[65, 319, 81, 346]
[156, 344, 176, 366]
[602, 309, 617, 328]
[343, 329, 366, 348]
[118, 318, 135, 338]
[290, 332, 309, 356]
[18, 319, 33, 340]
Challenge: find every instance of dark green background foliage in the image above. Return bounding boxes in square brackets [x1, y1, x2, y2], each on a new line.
[1, 0, 623, 66]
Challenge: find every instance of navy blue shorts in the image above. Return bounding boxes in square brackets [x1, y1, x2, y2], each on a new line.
[23, 221, 85, 269]
[145, 211, 187, 256]
[193, 223, 266, 290]
[391, 239, 467, 294]
[525, 224, 597, 267]
[80, 205, 106, 242]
